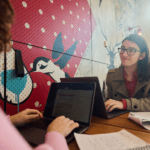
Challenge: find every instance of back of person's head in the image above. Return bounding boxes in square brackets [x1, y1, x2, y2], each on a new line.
[122, 34, 150, 81]
[0, 0, 15, 52]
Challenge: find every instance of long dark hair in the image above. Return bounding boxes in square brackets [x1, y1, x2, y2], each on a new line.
[122, 34, 150, 81]
[0, 0, 15, 53]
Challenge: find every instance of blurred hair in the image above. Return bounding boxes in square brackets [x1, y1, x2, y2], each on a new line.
[0, 0, 15, 52]
[122, 34, 150, 81]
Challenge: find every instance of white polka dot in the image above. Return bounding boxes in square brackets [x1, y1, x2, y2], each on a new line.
[47, 81, 51, 86]
[78, 28, 81, 31]
[71, 24, 73, 28]
[70, 11, 72, 14]
[80, 40, 82, 43]
[83, 19, 85, 22]
[82, 7, 84, 10]
[77, 15, 79, 19]
[64, 35, 67, 39]
[25, 23, 30, 29]
[85, 31, 87, 34]
[43, 46, 47, 50]
[30, 63, 33, 68]
[74, 51, 76, 55]
[67, 64, 70, 68]
[39, 9, 43, 15]
[52, 15, 55, 20]
[81, 52, 83, 56]
[75, 64, 78, 68]
[27, 43, 32, 49]
[35, 101, 39, 107]
[33, 83, 37, 88]
[63, 20, 65, 25]
[61, 5, 64, 9]
[86, 42, 88, 45]
[22, 1, 27, 8]
[76, 2, 78, 6]
[88, 11, 90, 14]
[73, 38, 75, 41]
[89, 22, 91, 25]
[69, 0, 71, 1]
[41, 28, 45, 33]
[50, 0, 53, 3]
[54, 32, 57, 36]
[10, 41, 13, 45]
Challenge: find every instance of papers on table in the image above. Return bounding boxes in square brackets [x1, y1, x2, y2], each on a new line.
[128, 112, 150, 130]
[74, 129, 148, 150]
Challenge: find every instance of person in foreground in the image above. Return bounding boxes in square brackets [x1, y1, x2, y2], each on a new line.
[105, 34, 150, 112]
[0, 0, 79, 150]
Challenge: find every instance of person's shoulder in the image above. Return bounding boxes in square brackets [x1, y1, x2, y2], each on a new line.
[106, 68, 120, 82]
[107, 67, 119, 74]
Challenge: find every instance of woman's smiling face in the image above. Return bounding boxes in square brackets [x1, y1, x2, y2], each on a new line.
[120, 40, 141, 67]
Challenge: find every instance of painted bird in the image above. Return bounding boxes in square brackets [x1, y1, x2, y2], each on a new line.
[30, 32, 78, 82]
[0, 48, 33, 106]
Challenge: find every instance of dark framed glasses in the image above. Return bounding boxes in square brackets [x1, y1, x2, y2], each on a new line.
[118, 47, 141, 56]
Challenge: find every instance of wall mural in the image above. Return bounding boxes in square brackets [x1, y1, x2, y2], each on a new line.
[30, 32, 78, 82]
[0, 0, 148, 115]
[0, 49, 33, 106]
[0, 0, 96, 115]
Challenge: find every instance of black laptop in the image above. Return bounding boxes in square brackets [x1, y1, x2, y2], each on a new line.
[60, 77, 128, 119]
[16, 82, 96, 145]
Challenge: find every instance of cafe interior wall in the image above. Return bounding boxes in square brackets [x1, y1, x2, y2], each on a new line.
[76, 0, 150, 88]
[1, 0, 150, 115]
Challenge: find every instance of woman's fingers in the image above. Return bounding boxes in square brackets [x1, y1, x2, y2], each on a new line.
[105, 100, 115, 111]
[70, 122, 79, 131]
[108, 105, 116, 112]
[47, 116, 79, 137]
[105, 100, 124, 112]
[25, 109, 43, 118]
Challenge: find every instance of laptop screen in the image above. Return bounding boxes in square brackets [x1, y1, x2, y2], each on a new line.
[52, 89, 93, 123]
[43, 82, 96, 124]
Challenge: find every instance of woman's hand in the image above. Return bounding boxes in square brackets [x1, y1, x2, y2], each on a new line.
[10, 108, 43, 125]
[105, 99, 123, 112]
[47, 116, 79, 137]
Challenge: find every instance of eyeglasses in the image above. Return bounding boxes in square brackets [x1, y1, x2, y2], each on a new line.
[118, 47, 141, 56]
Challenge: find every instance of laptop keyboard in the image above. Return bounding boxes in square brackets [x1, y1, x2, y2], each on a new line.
[107, 108, 125, 114]
[66, 125, 88, 143]
[73, 125, 84, 133]
[31, 118, 52, 130]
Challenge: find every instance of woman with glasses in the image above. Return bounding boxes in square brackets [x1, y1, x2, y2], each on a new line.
[105, 34, 150, 112]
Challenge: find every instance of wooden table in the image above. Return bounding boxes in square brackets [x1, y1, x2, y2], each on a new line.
[68, 113, 150, 150]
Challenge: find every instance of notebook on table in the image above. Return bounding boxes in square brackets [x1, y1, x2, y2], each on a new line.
[16, 82, 96, 145]
[60, 77, 128, 119]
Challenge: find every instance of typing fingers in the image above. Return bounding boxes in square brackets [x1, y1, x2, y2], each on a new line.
[26, 114, 39, 121]
[26, 109, 43, 118]
[69, 120, 75, 125]
[108, 105, 117, 112]
[105, 100, 115, 111]
[70, 122, 79, 131]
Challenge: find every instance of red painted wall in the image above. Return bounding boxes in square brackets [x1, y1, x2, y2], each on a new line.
[1, 0, 96, 115]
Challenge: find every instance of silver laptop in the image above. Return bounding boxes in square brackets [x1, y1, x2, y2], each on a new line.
[16, 82, 96, 145]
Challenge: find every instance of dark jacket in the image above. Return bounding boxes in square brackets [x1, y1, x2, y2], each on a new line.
[106, 67, 150, 111]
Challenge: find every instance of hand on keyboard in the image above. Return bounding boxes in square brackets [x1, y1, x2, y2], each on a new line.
[47, 116, 79, 137]
[105, 99, 124, 112]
